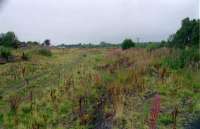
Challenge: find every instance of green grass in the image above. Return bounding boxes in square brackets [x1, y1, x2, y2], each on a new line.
[0, 47, 199, 129]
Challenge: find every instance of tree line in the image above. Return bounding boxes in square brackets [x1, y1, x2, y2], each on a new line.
[122, 17, 199, 50]
[0, 17, 199, 49]
[0, 32, 51, 48]
[166, 17, 199, 48]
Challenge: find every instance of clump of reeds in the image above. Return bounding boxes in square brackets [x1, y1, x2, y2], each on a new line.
[21, 66, 26, 79]
[107, 84, 124, 118]
[49, 89, 59, 112]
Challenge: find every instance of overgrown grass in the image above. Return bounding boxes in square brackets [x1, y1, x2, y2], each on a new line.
[37, 48, 52, 57]
[161, 48, 200, 70]
[0, 47, 199, 129]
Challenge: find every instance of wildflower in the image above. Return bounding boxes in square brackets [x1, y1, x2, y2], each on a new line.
[149, 94, 160, 129]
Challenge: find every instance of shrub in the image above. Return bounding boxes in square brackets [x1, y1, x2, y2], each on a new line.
[121, 39, 135, 50]
[161, 48, 200, 70]
[179, 48, 200, 65]
[38, 48, 52, 57]
[0, 31, 18, 48]
[0, 47, 12, 59]
[162, 56, 182, 70]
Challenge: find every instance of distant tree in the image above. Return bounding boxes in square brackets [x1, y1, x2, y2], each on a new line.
[121, 39, 135, 50]
[0, 32, 18, 48]
[27, 41, 40, 46]
[147, 42, 160, 52]
[99, 41, 110, 47]
[43, 39, 51, 46]
[160, 40, 166, 47]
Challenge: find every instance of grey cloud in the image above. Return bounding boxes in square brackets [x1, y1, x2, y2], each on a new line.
[0, 0, 5, 9]
[0, 0, 199, 44]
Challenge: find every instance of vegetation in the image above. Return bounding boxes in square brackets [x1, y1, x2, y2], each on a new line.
[57, 42, 120, 48]
[0, 46, 12, 59]
[0, 17, 199, 129]
[0, 47, 199, 129]
[161, 48, 200, 70]
[21, 52, 29, 61]
[0, 32, 18, 48]
[37, 48, 52, 57]
[121, 39, 135, 50]
[168, 17, 199, 48]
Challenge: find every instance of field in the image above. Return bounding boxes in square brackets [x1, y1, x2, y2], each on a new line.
[0, 47, 199, 129]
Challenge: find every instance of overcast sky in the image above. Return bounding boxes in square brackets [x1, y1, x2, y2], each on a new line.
[0, 0, 199, 44]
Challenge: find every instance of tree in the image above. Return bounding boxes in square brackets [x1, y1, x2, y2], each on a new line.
[43, 39, 51, 46]
[169, 17, 199, 48]
[121, 39, 135, 50]
[27, 41, 40, 46]
[147, 42, 159, 51]
[0, 32, 18, 48]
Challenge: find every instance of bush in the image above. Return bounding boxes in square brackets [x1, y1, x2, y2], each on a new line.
[162, 57, 182, 70]
[121, 39, 135, 50]
[179, 48, 200, 64]
[0, 47, 12, 59]
[38, 48, 52, 57]
[0, 32, 18, 48]
[161, 48, 200, 70]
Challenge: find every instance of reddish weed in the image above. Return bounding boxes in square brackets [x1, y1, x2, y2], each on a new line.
[149, 94, 160, 129]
